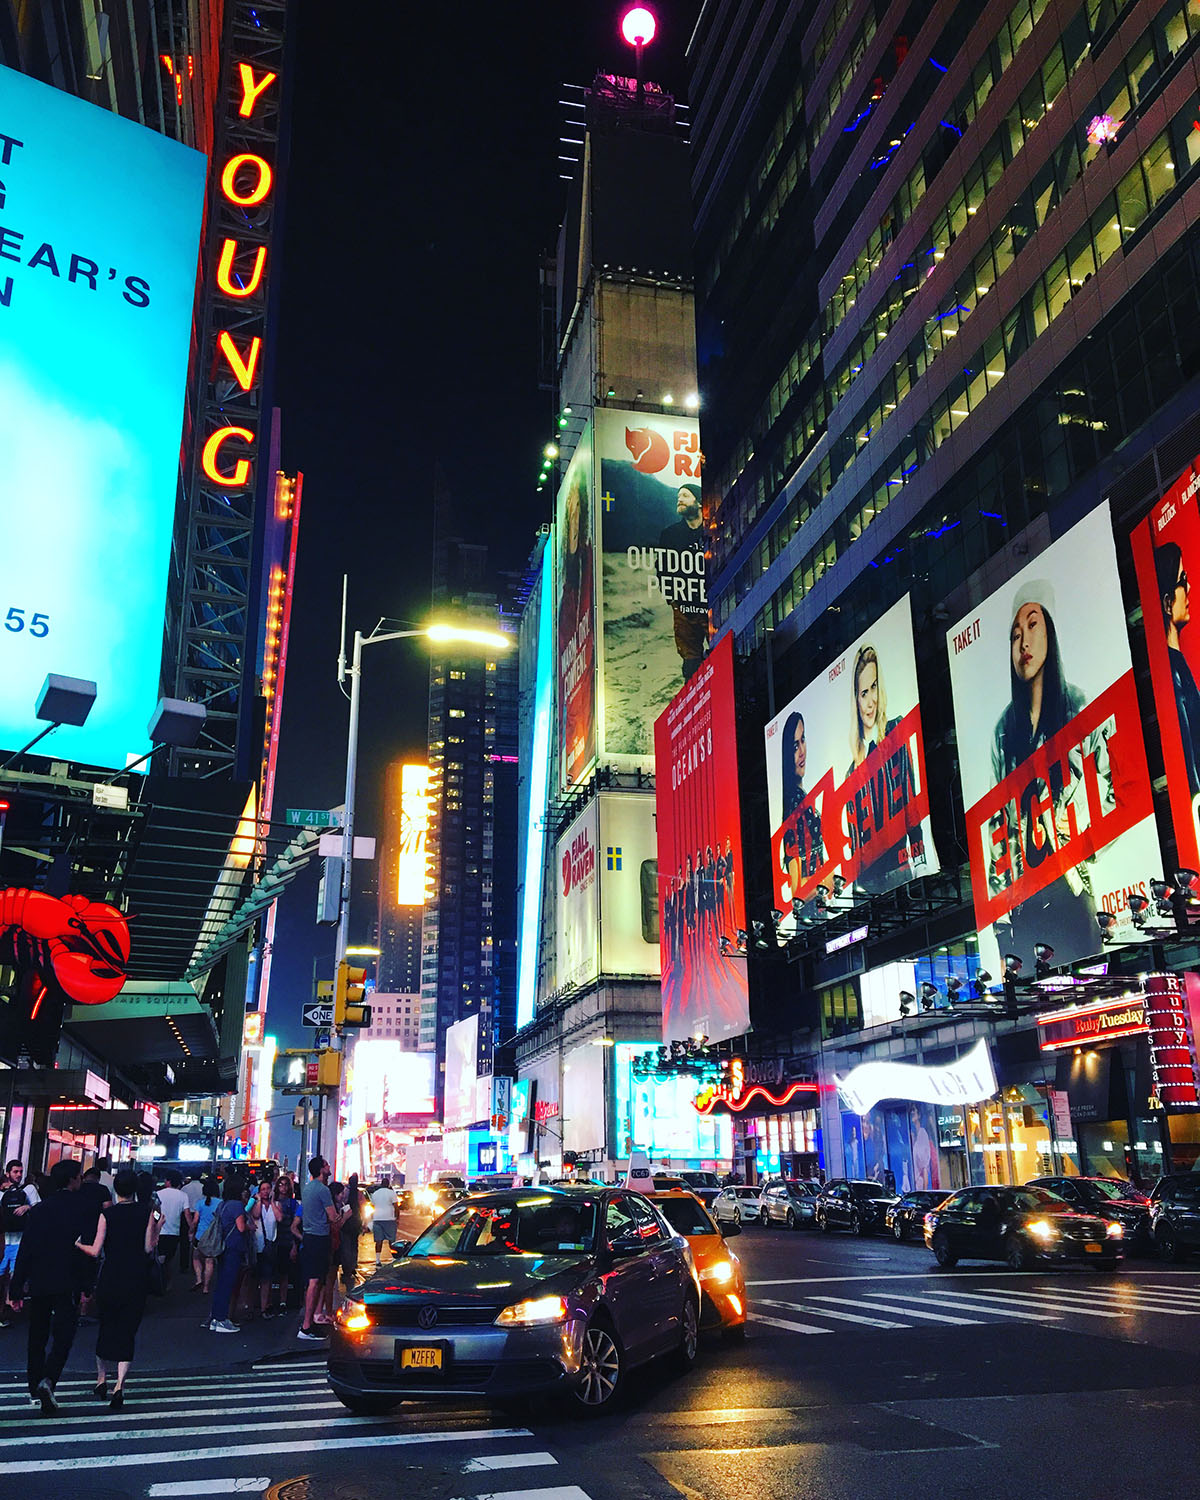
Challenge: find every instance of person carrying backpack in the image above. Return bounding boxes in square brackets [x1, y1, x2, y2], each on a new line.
[189, 1177, 222, 1293]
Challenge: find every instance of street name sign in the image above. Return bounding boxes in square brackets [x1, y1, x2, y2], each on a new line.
[286, 808, 340, 828]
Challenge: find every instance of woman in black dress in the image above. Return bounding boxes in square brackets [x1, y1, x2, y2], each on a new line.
[76, 1167, 159, 1407]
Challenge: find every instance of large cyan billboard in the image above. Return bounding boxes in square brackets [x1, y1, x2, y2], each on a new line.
[0, 67, 206, 769]
[948, 504, 1159, 972]
[595, 408, 706, 767]
[556, 428, 597, 788]
[655, 636, 749, 1044]
[1131, 456, 1200, 874]
[764, 596, 939, 925]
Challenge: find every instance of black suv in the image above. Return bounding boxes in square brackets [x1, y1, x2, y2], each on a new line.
[1148, 1174, 1200, 1260]
[1026, 1176, 1150, 1249]
[815, 1179, 896, 1235]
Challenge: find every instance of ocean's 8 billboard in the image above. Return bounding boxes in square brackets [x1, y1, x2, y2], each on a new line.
[0, 66, 206, 768]
[764, 596, 939, 926]
[947, 504, 1158, 972]
[556, 427, 597, 788]
[655, 636, 749, 1044]
[594, 408, 705, 768]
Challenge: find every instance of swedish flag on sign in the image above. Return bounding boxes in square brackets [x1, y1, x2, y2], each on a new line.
[607, 846, 622, 871]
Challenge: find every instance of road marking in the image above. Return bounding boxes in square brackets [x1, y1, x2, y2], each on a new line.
[0, 1382, 328, 1413]
[966, 1288, 1125, 1318]
[982, 1285, 1200, 1316]
[850, 1296, 980, 1324]
[463, 1453, 559, 1472]
[456, 1489, 590, 1500]
[0, 1426, 535, 1476]
[0, 1412, 409, 1448]
[1138, 1283, 1200, 1299]
[867, 1290, 1060, 1322]
[749, 1313, 833, 1335]
[149, 1482, 271, 1497]
[758, 1297, 906, 1330]
[0, 1399, 345, 1429]
[0, 1368, 327, 1394]
[745, 1270, 1200, 1285]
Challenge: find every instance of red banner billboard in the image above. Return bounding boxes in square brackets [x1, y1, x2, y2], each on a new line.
[655, 634, 749, 1044]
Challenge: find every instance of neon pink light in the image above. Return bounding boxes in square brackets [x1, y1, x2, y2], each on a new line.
[621, 6, 657, 46]
[692, 1080, 817, 1115]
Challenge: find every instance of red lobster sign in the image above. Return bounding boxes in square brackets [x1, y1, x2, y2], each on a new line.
[0, 889, 130, 1007]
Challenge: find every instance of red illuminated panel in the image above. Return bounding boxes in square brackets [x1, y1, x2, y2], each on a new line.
[1144, 973, 1200, 1108]
[1036, 996, 1149, 1051]
[692, 1080, 818, 1115]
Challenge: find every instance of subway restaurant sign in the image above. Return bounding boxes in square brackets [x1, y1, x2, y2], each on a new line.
[1036, 996, 1148, 1052]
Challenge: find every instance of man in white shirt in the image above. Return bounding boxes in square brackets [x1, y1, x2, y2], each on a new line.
[369, 1179, 397, 1265]
[155, 1171, 190, 1285]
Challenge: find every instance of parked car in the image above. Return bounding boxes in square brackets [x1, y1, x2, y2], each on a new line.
[327, 1186, 700, 1414]
[712, 1185, 764, 1226]
[678, 1171, 723, 1207]
[759, 1178, 820, 1230]
[885, 1190, 949, 1241]
[649, 1189, 746, 1337]
[924, 1184, 1124, 1269]
[1148, 1174, 1200, 1260]
[815, 1179, 897, 1235]
[1026, 1176, 1151, 1249]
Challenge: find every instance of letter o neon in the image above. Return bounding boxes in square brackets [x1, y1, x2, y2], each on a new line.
[202, 425, 255, 487]
[221, 152, 273, 206]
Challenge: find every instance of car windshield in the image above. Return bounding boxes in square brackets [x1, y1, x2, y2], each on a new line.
[656, 1197, 717, 1236]
[408, 1196, 598, 1256]
[1006, 1187, 1067, 1211]
[850, 1182, 892, 1201]
[785, 1180, 817, 1196]
[1086, 1179, 1144, 1202]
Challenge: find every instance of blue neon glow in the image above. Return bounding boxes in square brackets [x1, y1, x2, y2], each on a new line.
[516, 538, 555, 1029]
[0, 66, 205, 769]
[929, 57, 948, 72]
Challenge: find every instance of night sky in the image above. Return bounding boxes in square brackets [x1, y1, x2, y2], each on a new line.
[265, 2, 699, 1050]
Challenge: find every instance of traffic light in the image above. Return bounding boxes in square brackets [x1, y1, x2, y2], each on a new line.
[334, 961, 371, 1028]
[317, 1048, 341, 1087]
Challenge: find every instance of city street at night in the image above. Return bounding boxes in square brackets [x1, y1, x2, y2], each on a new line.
[2, 1221, 1198, 1500]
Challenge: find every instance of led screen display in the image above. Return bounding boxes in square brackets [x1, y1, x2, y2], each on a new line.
[443, 1014, 481, 1129]
[655, 636, 748, 1043]
[0, 66, 206, 769]
[613, 1043, 732, 1163]
[556, 426, 597, 787]
[947, 504, 1158, 972]
[396, 764, 429, 905]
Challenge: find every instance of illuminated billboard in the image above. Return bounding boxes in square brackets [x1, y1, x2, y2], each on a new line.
[349, 1041, 436, 1130]
[594, 408, 706, 767]
[614, 1043, 732, 1163]
[397, 764, 430, 905]
[443, 1014, 481, 1129]
[764, 596, 939, 926]
[1131, 455, 1200, 873]
[599, 792, 660, 977]
[947, 504, 1158, 972]
[0, 66, 206, 769]
[556, 802, 600, 991]
[556, 427, 597, 788]
[655, 636, 749, 1044]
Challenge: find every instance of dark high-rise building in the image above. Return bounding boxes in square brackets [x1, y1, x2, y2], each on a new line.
[422, 526, 520, 1112]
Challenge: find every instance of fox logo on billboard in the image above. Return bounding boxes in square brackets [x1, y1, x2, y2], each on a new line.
[625, 426, 703, 478]
[561, 827, 596, 896]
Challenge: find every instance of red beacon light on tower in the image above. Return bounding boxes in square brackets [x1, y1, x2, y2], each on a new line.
[620, 5, 657, 46]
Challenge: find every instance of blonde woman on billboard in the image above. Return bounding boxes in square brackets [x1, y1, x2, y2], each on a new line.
[988, 582, 1113, 963]
[846, 645, 918, 894]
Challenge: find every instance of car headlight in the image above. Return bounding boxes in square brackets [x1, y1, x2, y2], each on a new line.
[1106, 1221, 1124, 1238]
[335, 1299, 371, 1333]
[1027, 1219, 1056, 1240]
[494, 1294, 568, 1326]
[700, 1260, 735, 1285]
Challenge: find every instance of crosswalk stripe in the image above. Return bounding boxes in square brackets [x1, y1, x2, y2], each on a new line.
[0, 1367, 325, 1392]
[749, 1313, 832, 1335]
[463, 1453, 558, 1472]
[873, 1290, 1060, 1322]
[966, 1288, 1124, 1318]
[0, 1381, 328, 1413]
[0, 1425, 535, 1476]
[985, 1286, 1200, 1316]
[851, 1296, 979, 1325]
[1137, 1283, 1200, 1299]
[0, 1411, 408, 1448]
[149, 1482, 271, 1497]
[0, 1399, 344, 1429]
[757, 1297, 905, 1329]
[458, 1489, 590, 1500]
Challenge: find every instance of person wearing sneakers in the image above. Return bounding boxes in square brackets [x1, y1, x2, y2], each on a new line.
[11, 1158, 87, 1414]
[207, 1175, 249, 1334]
[298, 1156, 337, 1342]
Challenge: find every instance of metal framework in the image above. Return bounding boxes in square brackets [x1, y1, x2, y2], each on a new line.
[165, 0, 290, 779]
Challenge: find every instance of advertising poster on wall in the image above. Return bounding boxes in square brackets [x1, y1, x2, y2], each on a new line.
[444, 1014, 481, 1129]
[598, 792, 661, 978]
[556, 802, 600, 991]
[1131, 455, 1200, 873]
[0, 67, 206, 769]
[594, 407, 706, 765]
[947, 504, 1159, 973]
[763, 595, 939, 925]
[556, 428, 597, 788]
[655, 636, 750, 1044]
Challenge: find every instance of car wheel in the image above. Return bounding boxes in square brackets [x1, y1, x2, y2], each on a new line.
[893, 1218, 906, 1242]
[932, 1230, 957, 1268]
[760, 1208, 770, 1228]
[849, 1210, 864, 1236]
[786, 1208, 796, 1230]
[732, 1208, 741, 1227]
[674, 1295, 700, 1372]
[1006, 1233, 1032, 1272]
[1158, 1224, 1184, 1263]
[818, 1210, 830, 1233]
[573, 1319, 623, 1412]
[334, 1392, 401, 1416]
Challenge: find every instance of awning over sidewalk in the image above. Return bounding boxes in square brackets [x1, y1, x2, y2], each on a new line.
[65, 982, 218, 1064]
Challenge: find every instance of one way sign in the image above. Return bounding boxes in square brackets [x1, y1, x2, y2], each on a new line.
[302, 1002, 335, 1029]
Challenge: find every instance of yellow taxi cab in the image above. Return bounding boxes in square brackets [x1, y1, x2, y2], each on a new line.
[648, 1189, 748, 1339]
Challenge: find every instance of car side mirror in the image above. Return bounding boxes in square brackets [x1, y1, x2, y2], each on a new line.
[608, 1234, 645, 1258]
[390, 1239, 410, 1257]
[721, 1220, 741, 1238]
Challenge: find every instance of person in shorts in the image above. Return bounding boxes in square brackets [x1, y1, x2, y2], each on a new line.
[298, 1157, 337, 1341]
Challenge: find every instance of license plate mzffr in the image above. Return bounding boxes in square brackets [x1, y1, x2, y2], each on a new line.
[1084, 1243, 1102, 1253]
[399, 1345, 443, 1370]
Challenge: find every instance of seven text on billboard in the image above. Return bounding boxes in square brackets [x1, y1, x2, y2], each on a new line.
[0, 67, 206, 768]
[947, 504, 1159, 973]
[594, 408, 706, 767]
[655, 635, 749, 1044]
[764, 595, 939, 928]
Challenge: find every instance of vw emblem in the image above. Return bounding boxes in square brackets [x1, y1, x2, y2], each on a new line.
[417, 1305, 438, 1330]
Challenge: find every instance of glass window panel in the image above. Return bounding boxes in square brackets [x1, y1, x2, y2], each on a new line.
[1162, 6, 1190, 55]
[1042, 44, 1067, 106]
[1127, 38, 1157, 104]
[1067, 228, 1095, 288]
[966, 364, 988, 411]
[1092, 199, 1122, 262]
[1030, 277, 1051, 337]
[1143, 134, 1177, 207]
[1116, 164, 1150, 237]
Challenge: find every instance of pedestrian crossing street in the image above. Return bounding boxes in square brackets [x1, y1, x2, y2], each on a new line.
[0, 1358, 590, 1500]
[745, 1274, 1200, 1335]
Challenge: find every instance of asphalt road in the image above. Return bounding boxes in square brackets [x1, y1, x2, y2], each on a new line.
[3, 1215, 1199, 1500]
